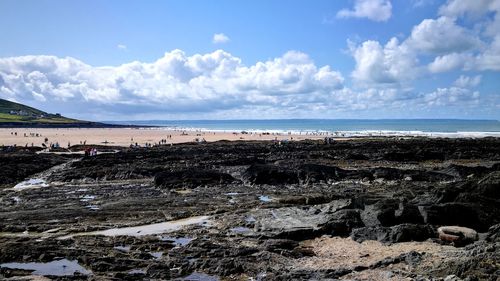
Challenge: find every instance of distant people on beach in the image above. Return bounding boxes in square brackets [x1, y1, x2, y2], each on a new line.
[50, 142, 60, 149]
[324, 137, 335, 144]
[84, 147, 97, 157]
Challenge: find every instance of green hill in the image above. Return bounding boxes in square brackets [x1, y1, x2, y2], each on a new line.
[0, 98, 125, 127]
[0, 98, 82, 124]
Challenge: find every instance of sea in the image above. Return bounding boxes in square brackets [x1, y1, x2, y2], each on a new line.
[106, 119, 500, 138]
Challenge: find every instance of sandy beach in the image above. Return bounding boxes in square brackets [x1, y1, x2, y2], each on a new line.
[0, 128, 327, 147]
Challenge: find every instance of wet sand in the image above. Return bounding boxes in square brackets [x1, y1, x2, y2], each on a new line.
[0, 128, 325, 147]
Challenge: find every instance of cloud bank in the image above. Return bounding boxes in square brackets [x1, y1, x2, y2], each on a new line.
[0, 50, 350, 118]
[0, 48, 491, 120]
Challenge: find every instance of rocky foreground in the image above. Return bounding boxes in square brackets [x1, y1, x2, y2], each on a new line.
[0, 138, 499, 280]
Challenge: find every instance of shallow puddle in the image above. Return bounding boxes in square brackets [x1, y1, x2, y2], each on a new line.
[225, 192, 240, 196]
[230, 227, 252, 234]
[85, 205, 100, 210]
[245, 216, 256, 223]
[128, 269, 146, 275]
[80, 195, 96, 202]
[150, 251, 163, 259]
[13, 178, 48, 191]
[258, 195, 273, 202]
[179, 272, 219, 281]
[0, 259, 91, 276]
[114, 245, 131, 252]
[159, 236, 193, 246]
[60, 216, 210, 239]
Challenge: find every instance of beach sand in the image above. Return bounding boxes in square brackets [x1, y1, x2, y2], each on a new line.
[0, 128, 327, 147]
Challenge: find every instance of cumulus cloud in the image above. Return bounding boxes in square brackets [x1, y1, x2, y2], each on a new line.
[439, 0, 500, 18]
[428, 53, 471, 73]
[337, 0, 392, 22]
[423, 87, 479, 107]
[476, 35, 500, 70]
[349, 0, 500, 85]
[212, 33, 230, 44]
[349, 38, 418, 84]
[0, 50, 345, 117]
[453, 75, 481, 88]
[436, 0, 500, 71]
[407, 17, 480, 55]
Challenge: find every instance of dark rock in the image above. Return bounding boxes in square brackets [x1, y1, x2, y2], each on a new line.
[361, 199, 399, 227]
[242, 164, 298, 185]
[154, 170, 237, 188]
[345, 153, 369, 160]
[277, 194, 332, 205]
[0, 152, 68, 186]
[418, 203, 485, 231]
[384, 149, 445, 161]
[252, 199, 353, 239]
[370, 167, 453, 182]
[261, 239, 299, 251]
[394, 203, 425, 224]
[384, 151, 418, 162]
[351, 224, 436, 243]
[439, 164, 493, 180]
[369, 251, 423, 269]
[476, 171, 500, 199]
[371, 167, 408, 180]
[297, 164, 347, 183]
[485, 224, 500, 242]
[324, 209, 364, 236]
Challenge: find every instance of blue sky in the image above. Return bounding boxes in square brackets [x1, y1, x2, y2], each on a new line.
[0, 0, 499, 120]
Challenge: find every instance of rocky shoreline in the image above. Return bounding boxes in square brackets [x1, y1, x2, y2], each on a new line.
[0, 138, 499, 280]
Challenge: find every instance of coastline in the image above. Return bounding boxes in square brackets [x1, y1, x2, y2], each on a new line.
[1, 127, 500, 148]
[0, 127, 324, 147]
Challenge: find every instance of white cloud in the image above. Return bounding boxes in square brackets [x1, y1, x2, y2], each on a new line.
[337, 0, 392, 22]
[349, 38, 418, 84]
[117, 44, 127, 50]
[407, 17, 480, 55]
[423, 87, 480, 106]
[435, 0, 500, 71]
[428, 53, 470, 73]
[411, 0, 434, 8]
[439, 0, 500, 18]
[348, 2, 500, 84]
[476, 35, 500, 70]
[0, 50, 345, 116]
[1, 50, 494, 119]
[453, 75, 481, 88]
[212, 33, 230, 44]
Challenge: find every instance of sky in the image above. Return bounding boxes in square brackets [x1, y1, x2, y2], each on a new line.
[0, 0, 499, 120]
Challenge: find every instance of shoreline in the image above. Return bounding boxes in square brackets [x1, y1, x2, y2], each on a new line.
[0, 127, 324, 148]
[0, 127, 500, 147]
[1, 127, 499, 148]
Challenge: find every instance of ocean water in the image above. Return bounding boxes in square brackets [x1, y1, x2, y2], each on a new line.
[107, 119, 500, 137]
